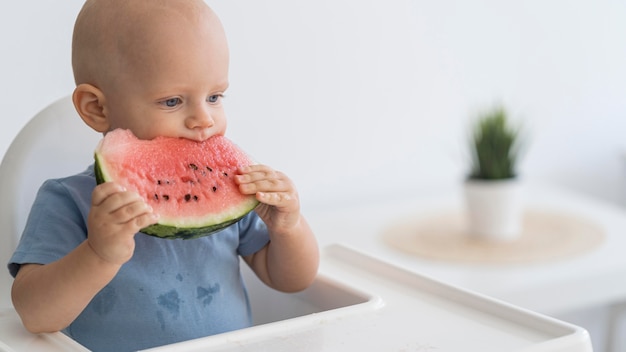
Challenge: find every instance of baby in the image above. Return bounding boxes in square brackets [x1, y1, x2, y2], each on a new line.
[8, 0, 319, 351]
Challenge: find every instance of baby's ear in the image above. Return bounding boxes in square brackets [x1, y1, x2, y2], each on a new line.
[72, 84, 110, 133]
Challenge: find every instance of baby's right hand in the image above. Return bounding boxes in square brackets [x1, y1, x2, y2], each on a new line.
[87, 182, 159, 265]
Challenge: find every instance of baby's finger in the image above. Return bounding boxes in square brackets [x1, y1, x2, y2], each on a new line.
[239, 178, 288, 195]
[236, 165, 277, 182]
[256, 191, 292, 205]
[91, 182, 127, 206]
[238, 164, 270, 174]
[128, 211, 160, 229]
[97, 190, 148, 217]
[111, 199, 155, 224]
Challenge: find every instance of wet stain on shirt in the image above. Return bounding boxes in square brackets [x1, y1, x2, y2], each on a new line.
[157, 289, 181, 317]
[197, 283, 220, 307]
[156, 310, 166, 331]
[156, 289, 182, 331]
[91, 285, 117, 316]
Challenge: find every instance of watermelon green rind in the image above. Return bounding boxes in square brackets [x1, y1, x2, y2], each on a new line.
[93, 130, 260, 240]
[140, 215, 247, 240]
[94, 153, 107, 185]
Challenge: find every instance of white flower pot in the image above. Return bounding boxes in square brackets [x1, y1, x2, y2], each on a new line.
[464, 178, 523, 241]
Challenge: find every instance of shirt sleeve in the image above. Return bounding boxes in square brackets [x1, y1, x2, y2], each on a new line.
[8, 174, 93, 278]
[236, 211, 270, 257]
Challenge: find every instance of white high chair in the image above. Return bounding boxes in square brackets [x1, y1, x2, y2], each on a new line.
[0, 95, 101, 309]
[0, 96, 374, 352]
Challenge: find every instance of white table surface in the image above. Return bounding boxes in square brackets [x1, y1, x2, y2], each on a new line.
[304, 183, 626, 316]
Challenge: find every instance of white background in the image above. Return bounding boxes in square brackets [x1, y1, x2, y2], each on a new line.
[2, 0, 626, 209]
[2, 1, 626, 350]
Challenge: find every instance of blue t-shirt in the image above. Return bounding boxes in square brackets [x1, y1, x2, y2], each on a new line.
[8, 166, 270, 352]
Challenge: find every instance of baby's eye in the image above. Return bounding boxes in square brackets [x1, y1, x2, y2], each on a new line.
[162, 98, 182, 107]
[207, 94, 223, 104]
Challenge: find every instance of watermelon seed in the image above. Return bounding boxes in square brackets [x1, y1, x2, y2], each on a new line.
[183, 194, 199, 202]
[154, 194, 159, 200]
[222, 172, 228, 177]
[163, 195, 170, 201]
[212, 186, 217, 192]
[189, 163, 198, 170]
[206, 166, 213, 172]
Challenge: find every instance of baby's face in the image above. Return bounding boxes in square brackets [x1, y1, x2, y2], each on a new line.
[100, 5, 230, 141]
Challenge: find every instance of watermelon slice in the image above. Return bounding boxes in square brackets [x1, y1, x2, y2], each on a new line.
[94, 129, 259, 239]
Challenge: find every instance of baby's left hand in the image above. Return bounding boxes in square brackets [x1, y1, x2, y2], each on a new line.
[235, 164, 301, 234]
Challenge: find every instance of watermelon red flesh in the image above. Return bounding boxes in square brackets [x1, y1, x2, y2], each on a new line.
[94, 129, 259, 239]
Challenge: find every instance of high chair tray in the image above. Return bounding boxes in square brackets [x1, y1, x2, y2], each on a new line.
[0, 310, 89, 352]
[0, 244, 592, 352]
[146, 244, 591, 352]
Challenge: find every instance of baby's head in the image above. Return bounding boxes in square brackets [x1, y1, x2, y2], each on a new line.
[72, 0, 229, 141]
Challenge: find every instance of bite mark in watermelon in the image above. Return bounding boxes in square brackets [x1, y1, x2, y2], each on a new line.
[94, 129, 259, 239]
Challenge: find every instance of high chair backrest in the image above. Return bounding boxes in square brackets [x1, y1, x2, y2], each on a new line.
[0, 95, 101, 308]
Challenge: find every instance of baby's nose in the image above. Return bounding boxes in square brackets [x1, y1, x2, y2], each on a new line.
[186, 105, 215, 129]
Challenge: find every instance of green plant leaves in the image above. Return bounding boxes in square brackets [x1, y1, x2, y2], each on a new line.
[468, 106, 520, 180]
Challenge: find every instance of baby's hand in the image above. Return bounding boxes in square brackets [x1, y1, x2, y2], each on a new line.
[87, 182, 158, 265]
[235, 165, 301, 234]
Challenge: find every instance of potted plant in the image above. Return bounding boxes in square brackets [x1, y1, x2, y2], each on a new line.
[465, 105, 524, 241]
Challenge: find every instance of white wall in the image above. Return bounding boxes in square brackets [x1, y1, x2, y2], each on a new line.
[2, 1, 626, 350]
[2, 0, 625, 209]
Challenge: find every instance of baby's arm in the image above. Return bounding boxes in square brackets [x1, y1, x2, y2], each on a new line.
[11, 182, 158, 333]
[236, 165, 319, 292]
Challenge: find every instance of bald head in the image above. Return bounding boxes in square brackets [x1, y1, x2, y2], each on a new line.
[72, 0, 226, 89]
